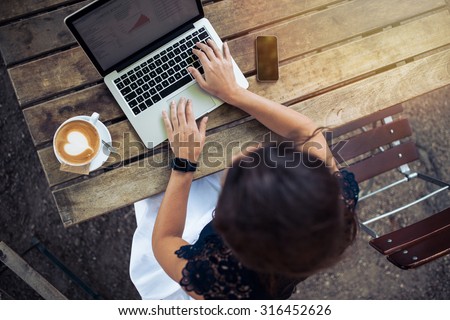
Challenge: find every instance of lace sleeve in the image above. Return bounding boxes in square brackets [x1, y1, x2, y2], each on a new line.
[334, 170, 359, 212]
[175, 235, 254, 299]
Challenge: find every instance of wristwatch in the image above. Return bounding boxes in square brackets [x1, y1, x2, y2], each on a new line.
[171, 157, 198, 172]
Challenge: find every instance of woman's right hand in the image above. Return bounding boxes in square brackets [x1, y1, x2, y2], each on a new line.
[189, 40, 244, 103]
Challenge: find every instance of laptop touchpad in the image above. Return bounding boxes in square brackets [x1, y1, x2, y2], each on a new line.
[168, 83, 216, 118]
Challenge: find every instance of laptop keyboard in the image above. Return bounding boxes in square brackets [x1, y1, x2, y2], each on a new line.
[113, 27, 211, 116]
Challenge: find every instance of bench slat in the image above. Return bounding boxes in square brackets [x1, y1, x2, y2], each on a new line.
[330, 104, 403, 138]
[332, 119, 413, 164]
[0, 242, 67, 300]
[371, 207, 450, 255]
[347, 142, 419, 183]
[387, 225, 450, 269]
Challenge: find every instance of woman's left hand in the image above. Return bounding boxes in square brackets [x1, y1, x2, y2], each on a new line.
[162, 98, 208, 163]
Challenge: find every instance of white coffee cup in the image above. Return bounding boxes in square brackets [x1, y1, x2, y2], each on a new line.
[53, 113, 101, 166]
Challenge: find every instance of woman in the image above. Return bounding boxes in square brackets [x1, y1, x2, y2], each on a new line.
[130, 40, 359, 299]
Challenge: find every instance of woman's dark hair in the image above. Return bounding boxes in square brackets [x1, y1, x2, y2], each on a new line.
[213, 143, 357, 279]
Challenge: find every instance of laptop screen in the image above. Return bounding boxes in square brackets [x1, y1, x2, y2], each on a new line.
[71, 0, 201, 72]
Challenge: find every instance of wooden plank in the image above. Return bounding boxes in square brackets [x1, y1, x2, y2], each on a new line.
[229, 0, 447, 74]
[0, 0, 337, 66]
[8, 0, 445, 106]
[347, 142, 420, 182]
[0, 1, 89, 66]
[370, 207, 450, 255]
[23, 84, 122, 146]
[35, 11, 450, 186]
[0, 0, 79, 23]
[0, 242, 67, 300]
[8, 47, 101, 106]
[52, 47, 450, 225]
[204, 0, 338, 39]
[290, 49, 450, 129]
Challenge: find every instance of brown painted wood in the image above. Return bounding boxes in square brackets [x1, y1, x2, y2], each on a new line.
[330, 105, 403, 138]
[0, 242, 68, 300]
[332, 119, 413, 164]
[347, 142, 420, 183]
[370, 207, 450, 255]
[387, 225, 450, 269]
[0, 1, 90, 66]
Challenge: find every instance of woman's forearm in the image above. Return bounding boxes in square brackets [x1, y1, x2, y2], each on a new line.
[227, 88, 318, 142]
[227, 88, 337, 170]
[152, 171, 194, 247]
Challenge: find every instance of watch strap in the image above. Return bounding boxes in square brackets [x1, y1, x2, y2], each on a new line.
[171, 157, 198, 172]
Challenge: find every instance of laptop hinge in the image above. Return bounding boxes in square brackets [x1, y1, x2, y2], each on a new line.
[115, 24, 196, 74]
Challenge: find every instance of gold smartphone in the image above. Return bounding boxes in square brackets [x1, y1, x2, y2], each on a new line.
[256, 36, 279, 82]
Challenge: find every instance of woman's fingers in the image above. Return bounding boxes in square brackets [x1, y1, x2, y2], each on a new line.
[188, 66, 207, 89]
[169, 100, 178, 131]
[199, 116, 208, 137]
[223, 41, 232, 62]
[207, 39, 223, 59]
[195, 41, 219, 61]
[185, 99, 197, 128]
[177, 98, 187, 127]
[162, 110, 174, 144]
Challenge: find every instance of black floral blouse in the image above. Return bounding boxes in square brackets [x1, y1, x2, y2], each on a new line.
[175, 170, 359, 299]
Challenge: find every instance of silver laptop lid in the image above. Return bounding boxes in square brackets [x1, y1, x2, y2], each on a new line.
[65, 0, 204, 76]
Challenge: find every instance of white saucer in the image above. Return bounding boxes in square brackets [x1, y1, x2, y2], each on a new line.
[69, 115, 112, 171]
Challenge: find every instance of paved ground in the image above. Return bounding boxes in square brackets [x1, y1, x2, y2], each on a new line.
[0, 48, 449, 299]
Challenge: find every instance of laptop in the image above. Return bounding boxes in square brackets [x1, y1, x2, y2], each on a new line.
[65, 0, 248, 148]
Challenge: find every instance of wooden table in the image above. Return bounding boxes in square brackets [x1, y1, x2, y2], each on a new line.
[1, 0, 450, 226]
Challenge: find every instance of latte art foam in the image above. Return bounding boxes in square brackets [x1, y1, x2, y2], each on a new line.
[54, 120, 100, 166]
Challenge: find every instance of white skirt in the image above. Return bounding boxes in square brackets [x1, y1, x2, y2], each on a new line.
[129, 171, 224, 300]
